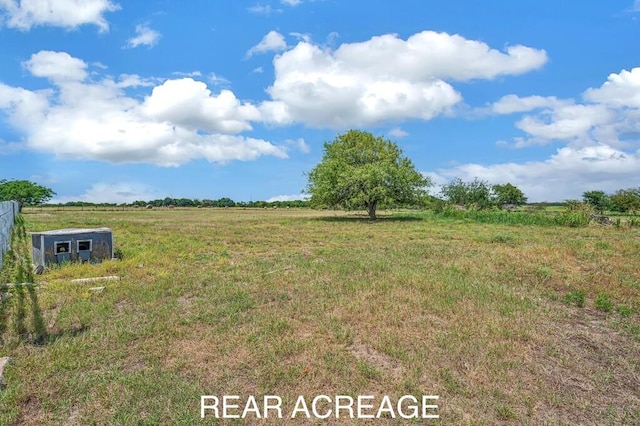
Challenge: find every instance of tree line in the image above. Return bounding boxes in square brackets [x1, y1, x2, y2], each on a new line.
[47, 198, 311, 209]
[2, 129, 639, 217]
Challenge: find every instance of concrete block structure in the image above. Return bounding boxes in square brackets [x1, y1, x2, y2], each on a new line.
[31, 228, 114, 266]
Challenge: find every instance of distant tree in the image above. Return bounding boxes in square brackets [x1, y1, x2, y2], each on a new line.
[306, 130, 430, 219]
[440, 178, 494, 209]
[582, 190, 610, 214]
[609, 189, 640, 213]
[0, 179, 55, 212]
[493, 183, 527, 209]
[216, 197, 236, 208]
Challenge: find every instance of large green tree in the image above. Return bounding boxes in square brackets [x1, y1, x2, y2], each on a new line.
[493, 183, 528, 208]
[306, 130, 430, 219]
[0, 180, 55, 212]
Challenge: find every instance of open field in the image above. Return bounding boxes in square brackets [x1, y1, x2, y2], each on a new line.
[1, 208, 640, 424]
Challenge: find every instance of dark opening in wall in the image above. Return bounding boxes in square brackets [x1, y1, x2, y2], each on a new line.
[78, 240, 92, 251]
[55, 241, 70, 254]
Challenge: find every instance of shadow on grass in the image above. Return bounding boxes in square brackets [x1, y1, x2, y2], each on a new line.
[313, 215, 424, 223]
[42, 324, 90, 345]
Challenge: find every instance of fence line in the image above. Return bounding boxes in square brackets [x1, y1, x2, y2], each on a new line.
[0, 201, 19, 270]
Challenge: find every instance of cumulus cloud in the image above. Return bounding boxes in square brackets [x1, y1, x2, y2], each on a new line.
[433, 145, 640, 202]
[126, 24, 161, 49]
[0, 0, 120, 31]
[52, 182, 162, 204]
[583, 67, 640, 108]
[0, 51, 288, 166]
[23, 50, 88, 82]
[260, 30, 547, 128]
[246, 30, 287, 57]
[485, 67, 640, 150]
[448, 67, 640, 199]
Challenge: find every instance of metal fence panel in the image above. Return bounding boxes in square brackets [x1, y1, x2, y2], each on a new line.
[0, 201, 19, 270]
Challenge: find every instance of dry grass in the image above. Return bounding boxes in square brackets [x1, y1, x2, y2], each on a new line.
[1, 207, 639, 425]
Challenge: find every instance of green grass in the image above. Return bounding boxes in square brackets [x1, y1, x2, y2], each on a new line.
[0, 207, 639, 424]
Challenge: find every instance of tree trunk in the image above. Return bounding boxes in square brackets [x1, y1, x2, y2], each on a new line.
[366, 201, 377, 220]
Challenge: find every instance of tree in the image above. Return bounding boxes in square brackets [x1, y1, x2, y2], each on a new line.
[609, 189, 640, 213]
[582, 190, 610, 214]
[440, 178, 494, 209]
[493, 183, 528, 209]
[0, 180, 55, 212]
[306, 130, 430, 219]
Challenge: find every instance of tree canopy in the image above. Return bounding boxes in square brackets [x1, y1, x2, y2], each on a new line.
[0, 180, 55, 211]
[582, 190, 610, 214]
[306, 130, 430, 219]
[440, 178, 494, 209]
[493, 183, 528, 208]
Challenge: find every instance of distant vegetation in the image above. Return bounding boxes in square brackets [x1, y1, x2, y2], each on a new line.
[46, 197, 311, 209]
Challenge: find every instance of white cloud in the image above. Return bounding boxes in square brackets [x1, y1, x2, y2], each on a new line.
[488, 94, 568, 115]
[388, 127, 408, 139]
[583, 67, 640, 108]
[126, 24, 161, 49]
[51, 182, 161, 204]
[261, 31, 547, 128]
[633, 0, 640, 12]
[433, 145, 640, 202]
[285, 138, 310, 153]
[289, 32, 311, 43]
[488, 68, 640, 150]
[435, 67, 640, 201]
[515, 104, 616, 145]
[140, 78, 261, 134]
[208, 73, 230, 87]
[23, 50, 88, 82]
[0, 0, 119, 31]
[252, 67, 264, 74]
[247, 4, 281, 15]
[0, 51, 288, 166]
[246, 30, 287, 57]
[172, 71, 203, 78]
[267, 193, 309, 202]
[280, 0, 302, 5]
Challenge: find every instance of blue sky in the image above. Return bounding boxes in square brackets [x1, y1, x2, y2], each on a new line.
[1, 0, 639, 203]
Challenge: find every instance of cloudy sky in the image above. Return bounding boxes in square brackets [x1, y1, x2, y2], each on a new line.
[1, 0, 639, 203]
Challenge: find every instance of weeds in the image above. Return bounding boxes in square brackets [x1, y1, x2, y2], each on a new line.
[563, 290, 586, 308]
[0, 214, 46, 345]
[595, 293, 614, 313]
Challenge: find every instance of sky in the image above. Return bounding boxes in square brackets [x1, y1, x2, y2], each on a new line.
[0, 0, 639, 204]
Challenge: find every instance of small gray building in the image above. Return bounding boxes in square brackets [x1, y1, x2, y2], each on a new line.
[31, 228, 114, 266]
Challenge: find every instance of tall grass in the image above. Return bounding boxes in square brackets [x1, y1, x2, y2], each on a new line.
[402, 206, 591, 227]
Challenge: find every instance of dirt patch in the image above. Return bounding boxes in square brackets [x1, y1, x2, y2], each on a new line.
[349, 341, 404, 379]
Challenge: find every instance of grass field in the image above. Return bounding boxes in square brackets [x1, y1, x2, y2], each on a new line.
[1, 208, 639, 425]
